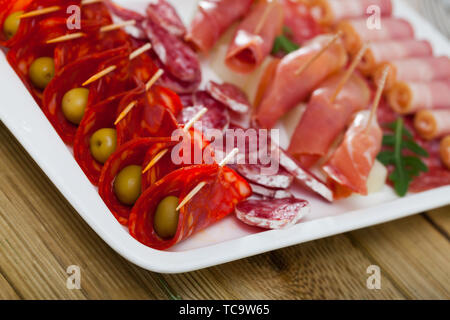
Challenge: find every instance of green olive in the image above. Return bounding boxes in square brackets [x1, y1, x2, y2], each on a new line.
[153, 196, 180, 239]
[3, 11, 23, 40]
[113, 165, 142, 206]
[29, 57, 55, 90]
[90, 128, 117, 164]
[62, 88, 90, 125]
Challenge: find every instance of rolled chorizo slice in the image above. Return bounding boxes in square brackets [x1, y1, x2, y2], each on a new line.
[387, 80, 450, 115]
[414, 110, 450, 141]
[129, 165, 252, 250]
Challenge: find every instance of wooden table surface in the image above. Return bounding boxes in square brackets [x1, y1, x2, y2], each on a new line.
[0, 1, 449, 300]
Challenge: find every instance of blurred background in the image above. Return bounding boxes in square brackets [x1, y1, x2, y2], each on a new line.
[410, 0, 450, 38]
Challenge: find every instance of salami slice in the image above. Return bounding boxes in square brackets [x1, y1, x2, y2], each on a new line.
[205, 81, 250, 114]
[115, 83, 181, 146]
[129, 164, 252, 250]
[409, 167, 450, 193]
[146, 0, 186, 38]
[235, 198, 310, 229]
[98, 137, 175, 225]
[178, 91, 230, 134]
[141, 18, 201, 88]
[249, 183, 293, 200]
[236, 163, 293, 189]
[42, 46, 130, 144]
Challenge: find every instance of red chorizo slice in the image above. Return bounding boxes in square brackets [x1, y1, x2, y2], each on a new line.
[42, 46, 129, 144]
[235, 198, 310, 229]
[98, 137, 175, 225]
[129, 165, 252, 250]
[115, 84, 181, 146]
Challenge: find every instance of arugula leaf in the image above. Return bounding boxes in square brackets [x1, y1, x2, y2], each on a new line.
[272, 26, 300, 55]
[377, 118, 429, 197]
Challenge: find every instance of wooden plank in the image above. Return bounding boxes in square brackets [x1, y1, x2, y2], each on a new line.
[350, 215, 450, 299]
[426, 207, 450, 237]
[0, 272, 20, 300]
[163, 235, 406, 300]
[0, 124, 168, 300]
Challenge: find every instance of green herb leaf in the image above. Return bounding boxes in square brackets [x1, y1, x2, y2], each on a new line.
[378, 118, 429, 197]
[272, 35, 299, 55]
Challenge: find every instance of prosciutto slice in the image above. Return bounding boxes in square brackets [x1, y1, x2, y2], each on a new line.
[236, 198, 310, 229]
[337, 17, 414, 55]
[225, 0, 284, 73]
[414, 110, 450, 141]
[374, 56, 450, 91]
[311, 0, 392, 26]
[186, 0, 254, 53]
[323, 110, 383, 195]
[358, 39, 433, 75]
[288, 72, 371, 160]
[387, 80, 450, 115]
[255, 34, 348, 129]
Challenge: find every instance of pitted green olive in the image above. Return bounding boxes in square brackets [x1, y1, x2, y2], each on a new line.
[29, 57, 55, 90]
[62, 88, 90, 125]
[113, 165, 142, 206]
[153, 196, 180, 239]
[3, 11, 23, 39]
[89, 128, 117, 164]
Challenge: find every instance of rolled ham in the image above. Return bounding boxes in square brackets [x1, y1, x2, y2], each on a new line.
[186, 0, 254, 53]
[323, 110, 383, 195]
[288, 71, 371, 160]
[387, 80, 450, 115]
[440, 136, 450, 170]
[337, 17, 414, 55]
[255, 34, 348, 129]
[225, 0, 284, 73]
[358, 39, 433, 75]
[374, 56, 450, 91]
[414, 110, 450, 141]
[311, 0, 392, 26]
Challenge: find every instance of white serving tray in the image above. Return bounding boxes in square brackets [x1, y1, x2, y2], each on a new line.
[0, 0, 449, 273]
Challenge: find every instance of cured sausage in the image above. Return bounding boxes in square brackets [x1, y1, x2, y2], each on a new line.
[358, 39, 433, 75]
[42, 46, 130, 144]
[205, 81, 250, 114]
[337, 17, 414, 55]
[146, 0, 186, 38]
[288, 71, 371, 160]
[414, 110, 450, 141]
[387, 80, 450, 115]
[186, 0, 254, 53]
[311, 0, 392, 26]
[235, 198, 310, 229]
[98, 137, 176, 225]
[115, 82, 182, 146]
[440, 136, 450, 170]
[255, 34, 348, 129]
[374, 56, 450, 91]
[225, 0, 284, 73]
[0, 0, 32, 47]
[323, 110, 383, 195]
[129, 164, 252, 250]
[248, 183, 293, 199]
[236, 163, 294, 190]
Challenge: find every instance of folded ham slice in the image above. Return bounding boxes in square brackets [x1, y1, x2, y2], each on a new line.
[414, 110, 450, 141]
[337, 17, 414, 55]
[225, 0, 284, 73]
[288, 71, 371, 160]
[387, 80, 450, 115]
[186, 0, 254, 53]
[311, 0, 392, 26]
[323, 110, 383, 195]
[255, 34, 348, 129]
[358, 39, 433, 75]
[374, 56, 450, 91]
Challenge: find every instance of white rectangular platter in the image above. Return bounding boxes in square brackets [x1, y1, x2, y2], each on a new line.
[0, 0, 449, 273]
